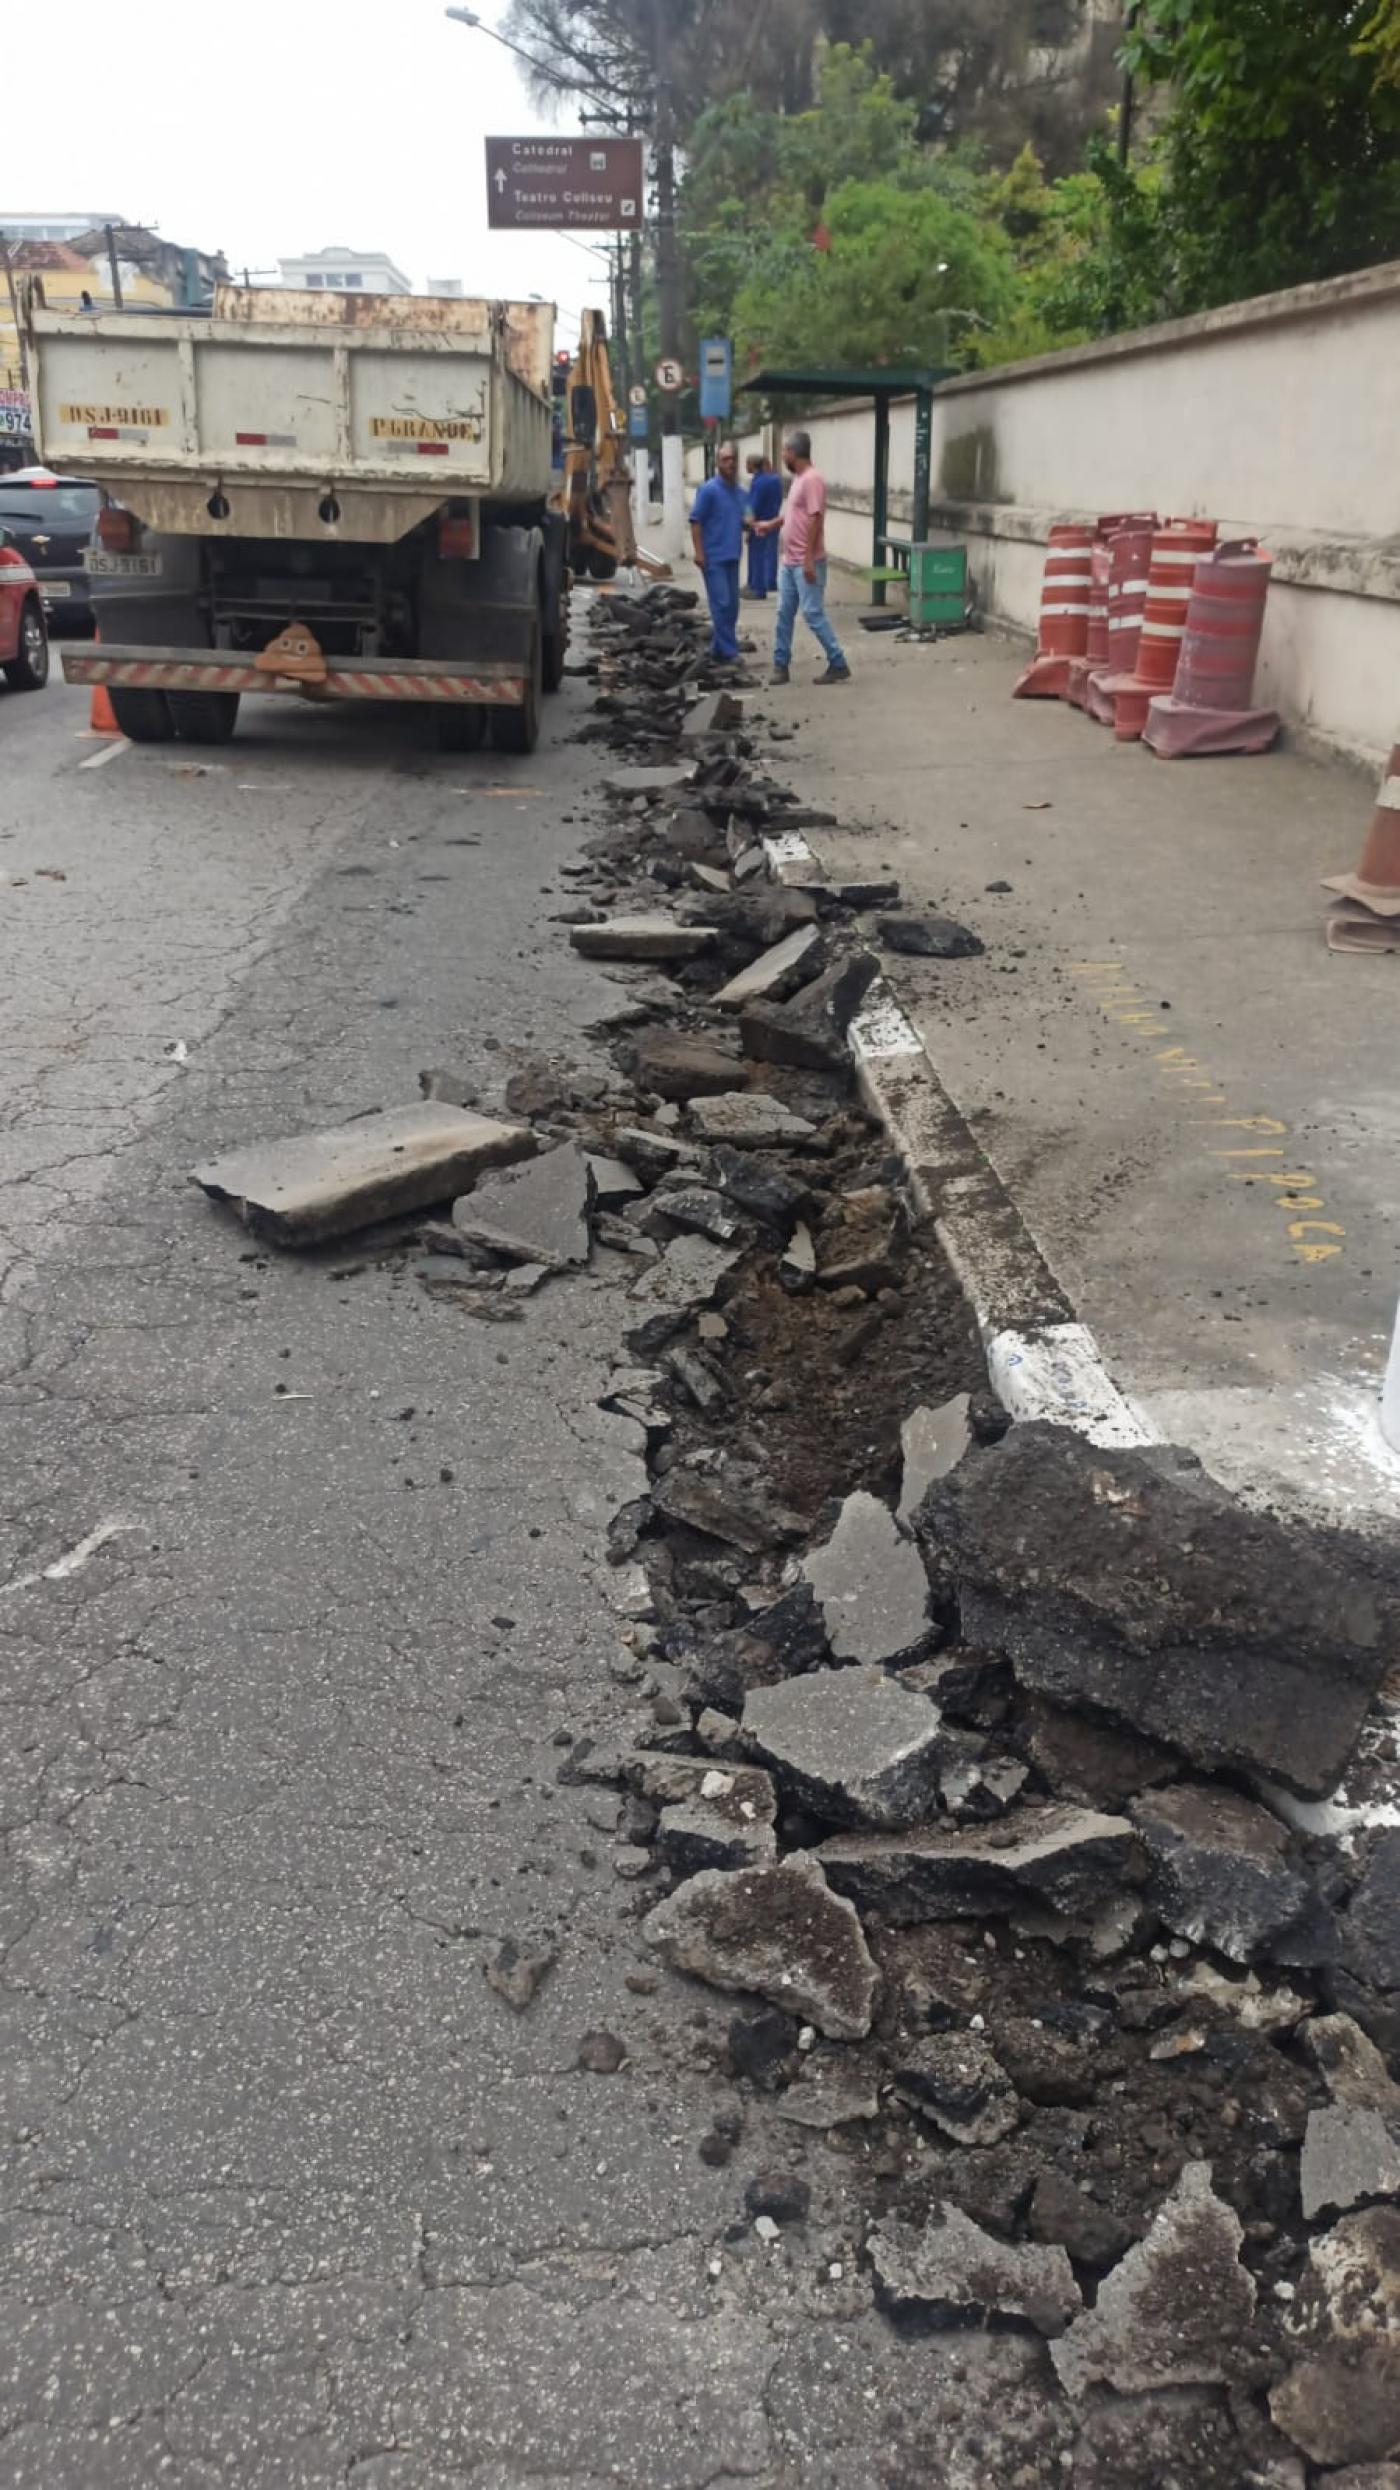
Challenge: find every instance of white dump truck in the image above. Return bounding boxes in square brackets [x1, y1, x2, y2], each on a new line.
[22, 283, 568, 751]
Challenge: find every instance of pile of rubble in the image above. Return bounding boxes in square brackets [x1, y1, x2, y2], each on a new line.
[194, 581, 1400, 2482]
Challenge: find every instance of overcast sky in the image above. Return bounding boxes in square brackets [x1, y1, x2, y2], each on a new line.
[1, 0, 612, 345]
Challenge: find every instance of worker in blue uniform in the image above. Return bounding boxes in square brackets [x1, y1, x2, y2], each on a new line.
[689, 439, 746, 663]
[744, 451, 783, 599]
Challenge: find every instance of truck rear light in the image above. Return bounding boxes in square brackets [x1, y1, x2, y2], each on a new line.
[97, 506, 140, 552]
[438, 514, 475, 559]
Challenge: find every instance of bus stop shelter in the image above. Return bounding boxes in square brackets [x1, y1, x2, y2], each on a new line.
[738, 366, 950, 604]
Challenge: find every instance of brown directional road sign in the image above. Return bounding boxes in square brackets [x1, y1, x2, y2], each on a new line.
[485, 136, 645, 232]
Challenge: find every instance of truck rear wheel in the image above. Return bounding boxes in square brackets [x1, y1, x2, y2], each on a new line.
[109, 687, 174, 741]
[169, 691, 240, 744]
[436, 705, 486, 753]
[490, 624, 541, 756]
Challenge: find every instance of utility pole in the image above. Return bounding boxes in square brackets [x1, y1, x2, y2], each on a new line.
[1118, 1, 1140, 169]
[0, 231, 30, 397]
[103, 223, 125, 310]
[652, 0, 685, 561]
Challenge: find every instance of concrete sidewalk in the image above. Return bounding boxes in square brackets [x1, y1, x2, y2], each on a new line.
[739, 573, 1400, 1523]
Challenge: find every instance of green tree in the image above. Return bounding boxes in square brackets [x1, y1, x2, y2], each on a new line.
[729, 175, 1019, 370]
[1123, 0, 1400, 310]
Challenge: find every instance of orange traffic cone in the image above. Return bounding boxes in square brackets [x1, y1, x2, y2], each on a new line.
[89, 627, 120, 735]
[1322, 741, 1400, 951]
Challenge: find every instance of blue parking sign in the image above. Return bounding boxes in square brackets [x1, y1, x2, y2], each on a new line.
[699, 338, 732, 424]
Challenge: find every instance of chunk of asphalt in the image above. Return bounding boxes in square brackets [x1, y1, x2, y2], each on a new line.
[711, 925, 825, 1015]
[680, 688, 744, 740]
[611, 1125, 703, 1182]
[744, 1667, 947, 1832]
[1268, 2208, 1400, 2469]
[868, 2204, 1080, 2338]
[192, 1105, 535, 1248]
[891, 2031, 1022, 2146]
[655, 1766, 778, 1875]
[818, 1803, 1137, 1926]
[1301, 2105, 1400, 2221]
[641, 1853, 879, 2041]
[710, 1145, 812, 1229]
[1303, 2013, 1400, 2119]
[802, 1490, 932, 1667]
[601, 765, 693, 798]
[687, 1092, 818, 1149]
[739, 950, 880, 1074]
[628, 1030, 742, 1101]
[585, 1153, 644, 1206]
[1132, 1782, 1330, 1967]
[484, 1940, 556, 2013]
[917, 1422, 1398, 1800]
[570, 916, 718, 962]
[451, 1140, 594, 1271]
[877, 914, 985, 959]
[626, 1236, 742, 1355]
[898, 1395, 973, 1521]
[1052, 2162, 1256, 2400]
[651, 1467, 803, 1556]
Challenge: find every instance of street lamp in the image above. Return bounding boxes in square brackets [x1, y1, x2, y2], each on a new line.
[443, 6, 619, 117]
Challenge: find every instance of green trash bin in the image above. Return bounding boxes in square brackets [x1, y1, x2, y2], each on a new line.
[908, 542, 968, 630]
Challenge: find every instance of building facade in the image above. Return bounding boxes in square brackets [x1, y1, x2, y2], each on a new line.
[277, 247, 411, 295]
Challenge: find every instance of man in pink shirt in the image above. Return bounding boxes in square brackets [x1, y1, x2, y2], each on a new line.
[758, 429, 851, 687]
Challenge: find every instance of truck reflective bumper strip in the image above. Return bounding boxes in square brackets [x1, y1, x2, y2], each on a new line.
[61, 649, 524, 704]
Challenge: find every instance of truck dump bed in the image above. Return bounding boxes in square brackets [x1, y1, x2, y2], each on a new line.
[24, 286, 555, 542]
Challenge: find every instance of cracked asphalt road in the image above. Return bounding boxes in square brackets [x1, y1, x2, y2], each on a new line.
[0, 672, 1053, 2487]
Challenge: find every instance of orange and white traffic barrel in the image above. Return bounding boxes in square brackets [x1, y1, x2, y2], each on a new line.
[1321, 740, 1400, 950]
[1143, 542, 1279, 758]
[1110, 520, 1218, 740]
[1013, 522, 1094, 698]
[1086, 518, 1156, 726]
[1066, 540, 1112, 710]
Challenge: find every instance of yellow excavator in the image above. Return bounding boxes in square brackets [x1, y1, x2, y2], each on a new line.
[555, 306, 638, 580]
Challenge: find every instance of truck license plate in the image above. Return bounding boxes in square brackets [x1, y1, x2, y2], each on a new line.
[84, 551, 163, 576]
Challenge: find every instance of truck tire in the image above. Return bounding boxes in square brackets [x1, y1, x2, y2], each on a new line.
[109, 687, 174, 741]
[169, 691, 240, 744]
[585, 545, 619, 582]
[542, 614, 567, 694]
[3, 597, 50, 690]
[436, 705, 486, 753]
[490, 621, 541, 756]
[540, 512, 568, 694]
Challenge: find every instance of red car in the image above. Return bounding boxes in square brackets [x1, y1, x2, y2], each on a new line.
[0, 526, 50, 691]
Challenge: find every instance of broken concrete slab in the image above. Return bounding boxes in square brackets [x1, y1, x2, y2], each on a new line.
[628, 1029, 741, 1101]
[917, 1424, 1398, 1800]
[892, 2031, 1022, 2146]
[711, 926, 825, 1015]
[451, 1140, 594, 1271]
[1301, 2106, 1400, 2220]
[1052, 2162, 1255, 2400]
[877, 914, 985, 959]
[818, 1803, 1136, 1926]
[681, 689, 744, 741]
[1269, 2209, 1400, 2469]
[688, 863, 732, 896]
[1337, 1832, 1400, 2046]
[801, 1491, 932, 1667]
[1133, 1783, 1329, 1967]
[868, 2204, 1080, 2338]
[687, 1092, 818, 1149]
[739, 950, 880, 1073]
[570, 916, 718, 962]
[643, 1184, 747, 1246]
[1304, 2013, 1400, 2121]
[626, 1236, 742, 1354]
[601, 765, 693, 799]
[744, 1667, 947, 1832]
[898, 1395, 972, 1522]
[192, 1105, 535, 1248]
[641, 1853, 879, 2041]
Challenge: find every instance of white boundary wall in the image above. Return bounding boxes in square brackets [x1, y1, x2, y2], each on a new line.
[688, 262, 1400, 766]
